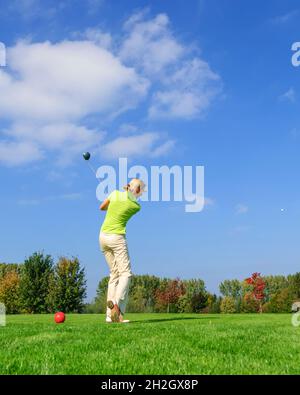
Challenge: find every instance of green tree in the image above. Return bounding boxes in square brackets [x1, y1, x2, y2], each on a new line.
[127, 285, 147, 312]
[83, 302, 101, 314]
[264, 275, 288, 301]
[127, 275, 161, 312]
[134, 275, 161, 312]
[46, 270, 57, 312]
[180, 279, 207, 313]
[204, 293, 222, 313]
[241, 292, 260, 313]
[190, 291, 208, 313]
[183, 279, 206, 296]
[267, 288, 294, 313]
[177, 293, 192, 313]
[219, 279, 242, 299]
[0, 269, 21, 313]
[220, 279, 242, 312]
[220, 296, 236, 313]
[0, 263, 22, 278]
[51, 257, 86, 313]
[93, 274, 161, 313]
[20, 252, 54, 313]
[287, 273, 300, 299]
[210, 296, 222, 313]
[94, 276, 109, 313]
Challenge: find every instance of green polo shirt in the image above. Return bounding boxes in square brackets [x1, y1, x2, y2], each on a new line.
[100, 190, 141, 235]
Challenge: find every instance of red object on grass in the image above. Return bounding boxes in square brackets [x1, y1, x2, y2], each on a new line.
[54, 312, 65, 324]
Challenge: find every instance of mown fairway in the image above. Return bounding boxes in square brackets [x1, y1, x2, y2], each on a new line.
[1, 313, 299, 374]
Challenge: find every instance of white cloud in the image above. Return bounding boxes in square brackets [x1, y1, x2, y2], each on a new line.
[114, 124, 175, 157]
[118, 123, 138, 134]
[279, 88, 295, 103]
[120, 12, 184, 75]
[1, 40, 148, 122]
[149, 88, 212, 120]
[76, 28, 112, 49]
[5, 122, 100, 149]
[0, 140, 43, 166]
[149, 58, 220, 119]
[101, 132, 174, 159]
[2, 122, 104, 165]
[185, 194, 215, 208]
[102, 132, 158, 158]
[235, 203, 249, 215]
[150, 139, 175, 157]
[0, 11, 221, 166]
[270, 10, 299, 25]
[120, 11, 221, 120]
[0, 39, 148, 165]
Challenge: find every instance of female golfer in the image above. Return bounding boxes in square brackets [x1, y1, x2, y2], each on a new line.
[99, 179, 145, 323]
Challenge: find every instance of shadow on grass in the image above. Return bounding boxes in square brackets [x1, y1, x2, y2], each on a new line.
[129, 316, 221, 324]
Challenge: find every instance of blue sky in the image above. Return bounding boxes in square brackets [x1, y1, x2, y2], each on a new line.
[1, 0, 300, 300]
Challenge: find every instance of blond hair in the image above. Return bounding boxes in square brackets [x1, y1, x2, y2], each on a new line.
[123, 178, 146, 195]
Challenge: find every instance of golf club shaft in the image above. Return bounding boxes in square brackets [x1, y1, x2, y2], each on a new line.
[87, 162, 97, 177]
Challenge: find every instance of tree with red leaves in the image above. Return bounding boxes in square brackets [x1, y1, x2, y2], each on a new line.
[155, 278, 185, 313]
[245, 272, 266, 313]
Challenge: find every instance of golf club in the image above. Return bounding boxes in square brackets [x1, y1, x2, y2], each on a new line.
[82, 152, 97, 178]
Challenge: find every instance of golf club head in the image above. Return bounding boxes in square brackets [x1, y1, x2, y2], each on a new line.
[83, 152, 91, 161]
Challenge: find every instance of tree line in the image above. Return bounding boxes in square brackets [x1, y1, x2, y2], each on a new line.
[1, 253, 300, 314]
[219, 272, 300, 313]
[0, 252, 86, 314]
[86, 271, 300, 314]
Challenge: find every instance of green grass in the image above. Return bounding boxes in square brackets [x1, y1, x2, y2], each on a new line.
[1, 313, 299, 374]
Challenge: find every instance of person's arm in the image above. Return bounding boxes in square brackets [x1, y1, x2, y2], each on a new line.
[100, 198, 110, 211]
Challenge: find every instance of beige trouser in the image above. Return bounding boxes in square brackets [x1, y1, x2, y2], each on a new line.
[99, 232, 133, 318]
